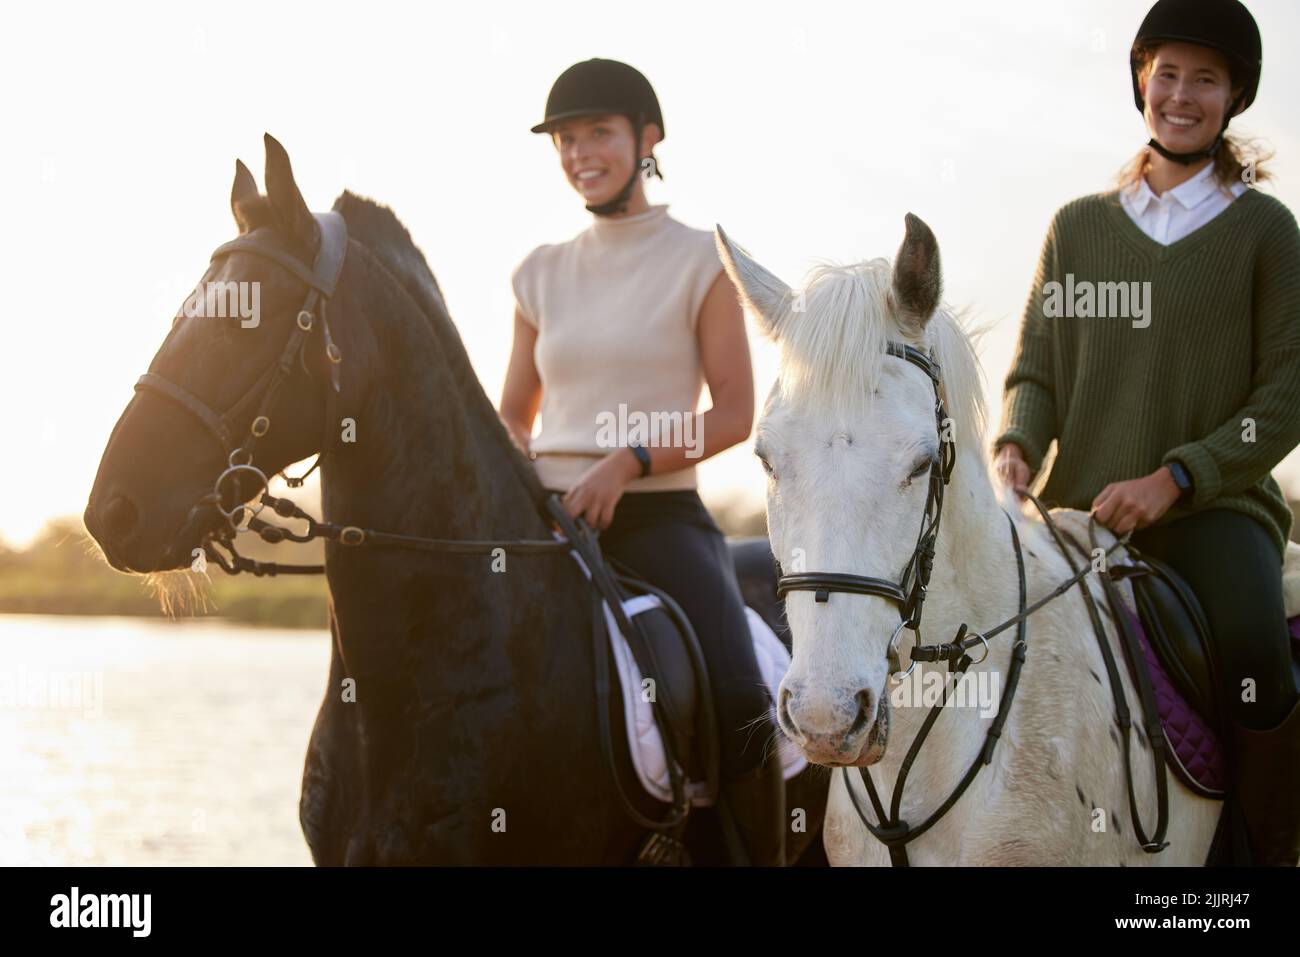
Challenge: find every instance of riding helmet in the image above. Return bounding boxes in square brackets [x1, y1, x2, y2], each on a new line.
[1130, 0, 1262, 163]
[531, 58, 665, 216]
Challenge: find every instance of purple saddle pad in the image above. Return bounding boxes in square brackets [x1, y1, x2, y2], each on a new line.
[1119, 601, 1227, 795]
[1120, 607, 1300, 796]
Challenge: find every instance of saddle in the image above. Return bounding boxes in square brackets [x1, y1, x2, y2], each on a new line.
[1054, 514, 1300, 799]
[599, 559, 721, 799]
[544, 495, 720, 856]
[544, 499, 807, 865]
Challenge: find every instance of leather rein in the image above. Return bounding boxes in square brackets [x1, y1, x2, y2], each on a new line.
[773, 341, 1169, 865]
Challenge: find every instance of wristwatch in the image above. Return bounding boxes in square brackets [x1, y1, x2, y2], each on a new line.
[1166, 460, 1194, 502]
[628, 443, 652, 479]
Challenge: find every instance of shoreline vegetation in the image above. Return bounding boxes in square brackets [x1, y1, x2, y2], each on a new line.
[0, 500, 769, 631]
[6, 496, 1294, 630]
[0, 517, 332, 630]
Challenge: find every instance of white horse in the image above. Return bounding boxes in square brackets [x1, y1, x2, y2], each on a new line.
[714, 214, 1221, 865]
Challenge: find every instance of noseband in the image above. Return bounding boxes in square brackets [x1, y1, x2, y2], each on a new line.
[775, 341, 955, 665]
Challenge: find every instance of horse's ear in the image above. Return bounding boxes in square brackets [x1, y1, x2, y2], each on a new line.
[263, 133, 319, 250]
[230, 159, 260, 234]
[714, 224, 793, 342]
[891, 212, 942, 333]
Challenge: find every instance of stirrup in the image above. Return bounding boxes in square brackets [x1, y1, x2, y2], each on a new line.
[636, 831, 691, 866]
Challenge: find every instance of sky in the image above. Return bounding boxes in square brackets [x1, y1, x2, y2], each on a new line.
[3, 0, 1298, 547]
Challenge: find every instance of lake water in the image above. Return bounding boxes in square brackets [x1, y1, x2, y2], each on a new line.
[0, 615, 330, 866]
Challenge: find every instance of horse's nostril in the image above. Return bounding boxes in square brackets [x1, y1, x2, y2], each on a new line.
[856, 689, 875, 719]
[101, 494, 139, 543]
[849, 689, 875, 737]
[779, 685, 799, 737]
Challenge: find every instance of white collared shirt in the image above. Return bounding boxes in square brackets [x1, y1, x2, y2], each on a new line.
[1120, 160, 1247, 245]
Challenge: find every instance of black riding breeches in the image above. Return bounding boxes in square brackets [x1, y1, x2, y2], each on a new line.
[580, 489, 775, 778]
[1131, 508, 1298, 730]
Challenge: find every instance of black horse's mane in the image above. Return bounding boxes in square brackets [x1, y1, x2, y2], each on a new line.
[330, 190, 448, 326]
[233, 187, 550, 517]
[233, 187, 446, 331]
[327, 190, 551, 516]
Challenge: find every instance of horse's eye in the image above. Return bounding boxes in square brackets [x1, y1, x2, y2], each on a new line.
[908, 459, 932, 480]
[756, 452, 773, 476]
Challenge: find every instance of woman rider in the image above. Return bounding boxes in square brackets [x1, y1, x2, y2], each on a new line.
[499, 59, 785, 864]
[994, 0, 1300, 865]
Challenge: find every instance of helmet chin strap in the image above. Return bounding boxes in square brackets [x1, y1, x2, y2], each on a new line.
[586, 113, 646, 217]
[1146, 90, 1245, 166]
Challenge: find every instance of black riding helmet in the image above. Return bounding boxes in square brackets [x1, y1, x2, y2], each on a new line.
[1130, 0, 1262, 165]
[531, 58, 665, 217]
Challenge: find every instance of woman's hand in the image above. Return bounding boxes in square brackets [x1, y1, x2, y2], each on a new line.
[562, 449, 640, 530]
[994, 443, 1032, 491]
[1091, 467, 1182, 536]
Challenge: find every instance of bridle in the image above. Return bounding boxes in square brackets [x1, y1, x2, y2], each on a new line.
[776, 342, 954, 663]
[135, 211, 350, 557]
[770, 338, 1165, 866]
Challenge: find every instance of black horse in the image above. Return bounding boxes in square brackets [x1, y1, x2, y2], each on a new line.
[84, 135, 827, 865]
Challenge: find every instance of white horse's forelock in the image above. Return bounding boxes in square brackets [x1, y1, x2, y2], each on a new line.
[773, 256, 990, 458]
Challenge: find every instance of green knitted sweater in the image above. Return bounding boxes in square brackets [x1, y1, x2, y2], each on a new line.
[994, 187, 1300, 560]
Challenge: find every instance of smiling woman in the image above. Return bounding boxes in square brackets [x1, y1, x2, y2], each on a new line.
[994, 0, 1300, 866]
[528, 58, 666, 217]
[1119, 3, 1271, 195]
[498, 58, 793, 865]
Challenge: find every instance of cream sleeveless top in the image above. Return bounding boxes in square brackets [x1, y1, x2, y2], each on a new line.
[510, 203, 723, 492]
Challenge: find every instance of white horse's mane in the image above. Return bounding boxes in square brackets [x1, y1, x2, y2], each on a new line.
[771, 256, 991, 461]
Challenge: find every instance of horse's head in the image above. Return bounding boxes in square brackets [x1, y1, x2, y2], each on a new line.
[717, 214, 982, 767]
[85, 134, 344, 573]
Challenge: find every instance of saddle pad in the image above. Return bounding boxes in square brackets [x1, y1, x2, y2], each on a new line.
[1111, 573, 1227, 796]
[562, 541, 806, 807]
[602, 598, 807, 806]
[1102, 540, 1222, 795]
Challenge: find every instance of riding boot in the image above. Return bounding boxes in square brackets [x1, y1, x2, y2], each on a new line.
[719, 754, 786, 866]
[1229, 697, 1300, 866]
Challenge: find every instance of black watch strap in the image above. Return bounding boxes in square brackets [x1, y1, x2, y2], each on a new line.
[629, 443, 651, 478]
